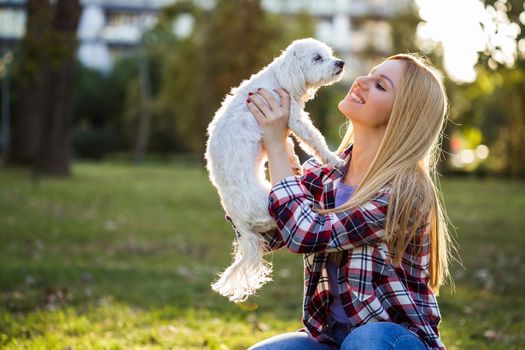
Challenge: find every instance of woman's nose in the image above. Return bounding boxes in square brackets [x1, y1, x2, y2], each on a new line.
[355, 76, 369, 90]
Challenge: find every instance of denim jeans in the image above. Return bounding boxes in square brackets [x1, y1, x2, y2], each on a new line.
[248, 321, 429, 350]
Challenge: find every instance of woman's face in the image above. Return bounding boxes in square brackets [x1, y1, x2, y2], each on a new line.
[338, 59, 404, 129]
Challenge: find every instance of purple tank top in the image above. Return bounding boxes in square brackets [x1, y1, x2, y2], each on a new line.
[327, 181, 355, 323]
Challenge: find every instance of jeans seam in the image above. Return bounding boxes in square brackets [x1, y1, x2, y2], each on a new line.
[392, 334, 424, 349]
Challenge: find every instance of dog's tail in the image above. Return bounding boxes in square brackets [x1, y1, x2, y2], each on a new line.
[211, 228, 272, 303]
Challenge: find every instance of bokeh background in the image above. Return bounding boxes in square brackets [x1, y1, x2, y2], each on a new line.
[0, 0, 524, 349]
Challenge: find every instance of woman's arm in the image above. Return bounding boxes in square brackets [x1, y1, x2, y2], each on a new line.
[260, 228, 286, 252]
[268, 175, 390, 254]
[247, 89, 390, 254]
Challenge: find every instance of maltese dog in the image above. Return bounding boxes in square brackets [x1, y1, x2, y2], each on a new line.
[205, 38, 345, 302]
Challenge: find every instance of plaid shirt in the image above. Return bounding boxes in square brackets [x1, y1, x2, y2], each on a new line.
[262, 145, 445, 350]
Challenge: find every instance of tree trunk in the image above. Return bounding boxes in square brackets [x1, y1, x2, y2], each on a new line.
[36, 59, 76, 175]
[133, 49, 152, 163]
[505, 90, 525, 179]
[8, 0, 81, 176]
[7, 0, 52, 166]
[36, 0, 81, 176]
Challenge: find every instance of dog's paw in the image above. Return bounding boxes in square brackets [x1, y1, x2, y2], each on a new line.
[292, 165, 302, 176]
[325, 154, 345, 168]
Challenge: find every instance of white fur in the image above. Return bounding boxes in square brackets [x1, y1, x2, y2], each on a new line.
[205, 38, 345, 302]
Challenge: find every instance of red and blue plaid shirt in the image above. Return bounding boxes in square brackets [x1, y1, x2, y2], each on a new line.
[262, 145, 445, 350]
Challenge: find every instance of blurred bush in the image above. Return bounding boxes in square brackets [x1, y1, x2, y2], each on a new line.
[73, 128, 121, 160]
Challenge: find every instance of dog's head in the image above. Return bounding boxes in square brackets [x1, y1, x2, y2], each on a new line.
[275, 38, 345, 101]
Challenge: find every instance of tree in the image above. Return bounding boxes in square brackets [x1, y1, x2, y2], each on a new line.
[389, 2, 422, 54]
[449, 0, 525, 178]
[150, 0, 314, 158]
[72, 61, 135, 159]
[8, 0, 81, 176]
[8, 0, 52, 167]
[477, 0, 525, 178]
[388, 0, 525, 177]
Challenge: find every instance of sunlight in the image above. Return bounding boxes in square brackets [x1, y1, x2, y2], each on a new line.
[415, 0, 521, 83]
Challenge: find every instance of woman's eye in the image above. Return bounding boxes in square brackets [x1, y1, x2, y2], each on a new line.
[376, 82, 385, 91]
[313, 54, 322, 62]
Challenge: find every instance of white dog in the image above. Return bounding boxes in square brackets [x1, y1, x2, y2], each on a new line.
[205, 38, 345, 302]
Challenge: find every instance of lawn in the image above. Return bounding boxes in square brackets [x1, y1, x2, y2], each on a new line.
[0, 162, 524, 349]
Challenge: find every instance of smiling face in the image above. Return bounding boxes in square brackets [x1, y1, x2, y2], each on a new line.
[338, 59, 404, 129]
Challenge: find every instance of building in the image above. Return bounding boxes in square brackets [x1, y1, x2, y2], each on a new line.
[263, 0, 412, 75]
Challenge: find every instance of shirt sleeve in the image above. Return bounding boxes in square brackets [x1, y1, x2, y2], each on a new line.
[268, 175, 390, 254]
[259, 228, 286, 252]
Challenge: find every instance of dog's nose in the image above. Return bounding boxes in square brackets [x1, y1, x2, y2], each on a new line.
[335, 60, 345, 68]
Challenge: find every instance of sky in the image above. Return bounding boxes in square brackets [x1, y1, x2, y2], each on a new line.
[414, 0, 522, 83]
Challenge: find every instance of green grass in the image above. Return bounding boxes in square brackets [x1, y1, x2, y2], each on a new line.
[0, 162, 524, 349]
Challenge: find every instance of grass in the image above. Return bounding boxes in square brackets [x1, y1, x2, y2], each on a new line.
[0, 162, 524, 349]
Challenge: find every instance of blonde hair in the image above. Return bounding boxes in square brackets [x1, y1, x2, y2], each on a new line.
[324, 53, 452, 294]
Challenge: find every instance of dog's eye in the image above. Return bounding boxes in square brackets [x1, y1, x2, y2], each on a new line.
[313, 54, 323, 62]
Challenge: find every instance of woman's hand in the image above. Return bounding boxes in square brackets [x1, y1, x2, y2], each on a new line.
[246, 88, 294, 185]
[246, 88, 291, 152]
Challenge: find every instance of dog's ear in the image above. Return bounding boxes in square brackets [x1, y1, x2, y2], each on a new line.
[275, 50, 307, 98]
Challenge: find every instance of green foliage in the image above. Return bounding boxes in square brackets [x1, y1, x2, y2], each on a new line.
[390, 2, 422, 53]
[448, 64, 525, 177]
[0, 163, 524, 349]
[462, 128, 483, 149]
[73, 128, 122, 160]
[74, 59, 138, 130]
[151, 0, 315, 156]
[387, 0, 525, 177]
[453, 0, 525, 177]
[73, 59, 140, 159]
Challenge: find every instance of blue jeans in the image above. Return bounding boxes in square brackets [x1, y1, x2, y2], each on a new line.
[248, 322, 429, 350]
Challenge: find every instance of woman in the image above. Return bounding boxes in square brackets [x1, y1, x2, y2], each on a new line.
[245, 53, 451, 350]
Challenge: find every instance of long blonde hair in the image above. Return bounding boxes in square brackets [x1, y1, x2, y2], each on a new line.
[324, 53, 452, 294]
